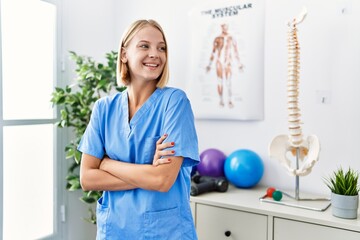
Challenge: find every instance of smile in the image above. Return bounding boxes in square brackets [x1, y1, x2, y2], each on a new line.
[144, 63, 159, 67]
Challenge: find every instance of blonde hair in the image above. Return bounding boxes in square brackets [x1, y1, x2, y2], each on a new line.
[116, 19, 169, 88]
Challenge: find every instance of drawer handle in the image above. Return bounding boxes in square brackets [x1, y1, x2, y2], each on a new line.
[224, 230, 231, 237]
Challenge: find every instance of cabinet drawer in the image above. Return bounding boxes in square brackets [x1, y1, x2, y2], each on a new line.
[274, 217, 360, 240]
[196, 204, 267, 240]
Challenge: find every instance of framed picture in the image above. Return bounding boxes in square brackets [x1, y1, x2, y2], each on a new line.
[187, 0, 265, 120]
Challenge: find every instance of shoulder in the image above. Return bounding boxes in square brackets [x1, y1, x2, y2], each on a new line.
[161, 87, 188, 101]
[93, 91, 123, 112]
[160, 87, 191, 111]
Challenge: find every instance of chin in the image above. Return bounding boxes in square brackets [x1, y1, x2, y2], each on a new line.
[144, 75, 161, 82]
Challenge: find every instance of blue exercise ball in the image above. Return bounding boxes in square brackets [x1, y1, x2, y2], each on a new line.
[224, 149, 264, 188]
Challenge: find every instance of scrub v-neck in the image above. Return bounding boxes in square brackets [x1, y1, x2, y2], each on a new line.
[122, 88, 162, 131]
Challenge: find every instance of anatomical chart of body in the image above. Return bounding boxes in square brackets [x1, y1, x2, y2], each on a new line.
[205, 23, 244, 109]
[187, 0, 265, 120]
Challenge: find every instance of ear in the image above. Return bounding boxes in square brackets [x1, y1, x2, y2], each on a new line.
[120, 47, 127, 63]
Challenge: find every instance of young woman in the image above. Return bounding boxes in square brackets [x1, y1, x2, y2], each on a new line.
[78, 19, 199, 239]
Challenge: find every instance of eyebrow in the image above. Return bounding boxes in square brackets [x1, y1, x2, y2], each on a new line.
[137, 40, 166, 45]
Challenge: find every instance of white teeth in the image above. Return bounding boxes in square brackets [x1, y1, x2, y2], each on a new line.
[145, 63, 157, 67]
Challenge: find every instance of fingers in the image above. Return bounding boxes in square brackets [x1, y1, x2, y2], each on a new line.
[152, 134, 176, 166]
[156, 133, 168, 145]
[156, 149, 175, 159]
[153, 149, 175, 167]
[153, 158, 172, 167]
[156, 134, 175, 151]
[158, 141, 175, 151]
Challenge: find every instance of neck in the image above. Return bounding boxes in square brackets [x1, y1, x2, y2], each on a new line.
[127, 82, 157, 120]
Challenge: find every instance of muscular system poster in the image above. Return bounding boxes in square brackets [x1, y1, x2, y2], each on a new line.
[187, 0, 264, 120]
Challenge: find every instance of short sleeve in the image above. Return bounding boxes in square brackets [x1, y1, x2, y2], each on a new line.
[162, 90, 200, 167]
[77, 99, 105, 159]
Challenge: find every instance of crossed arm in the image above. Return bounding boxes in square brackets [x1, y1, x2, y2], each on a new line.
[80, 134, 183, 192]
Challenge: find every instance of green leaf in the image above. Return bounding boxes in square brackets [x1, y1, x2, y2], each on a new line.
[74, 150, 82, 164]
[80, 196, 97, 204]
[68, 178, 81, 191]
[60, 109, 68, 119]
[65, 85, 72, 93]
[68, 161, 80, 173]
[96, 79, 108, 89]
[51, 50, 126, 224]
[60, 120, 67, 128]
[66, 148, 75, 159]
[66, 174, 79, 181]
[55, 87, 65, 93]
[323, 167, 360, 196]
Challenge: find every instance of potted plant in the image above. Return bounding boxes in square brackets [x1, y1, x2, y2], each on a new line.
[324, 167, 360, 219]
[51, 51, 125, 223]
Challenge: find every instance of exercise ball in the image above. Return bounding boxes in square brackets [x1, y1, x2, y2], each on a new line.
[224, 149, 264, 188]
[197, 148, 226, 177]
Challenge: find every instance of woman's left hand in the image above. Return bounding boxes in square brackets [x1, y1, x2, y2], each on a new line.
[152, 134, 175, 166]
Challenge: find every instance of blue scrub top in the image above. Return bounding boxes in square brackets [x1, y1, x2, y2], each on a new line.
[78, 87, 200, 240]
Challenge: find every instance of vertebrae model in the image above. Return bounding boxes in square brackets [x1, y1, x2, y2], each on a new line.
[269, 8, 320, 176]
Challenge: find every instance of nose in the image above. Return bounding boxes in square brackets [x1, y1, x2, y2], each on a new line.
[148, 48, 159, 58]
[148, 53, 158, 58]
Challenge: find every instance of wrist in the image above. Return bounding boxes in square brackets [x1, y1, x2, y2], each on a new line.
[100, 158, 109, 171]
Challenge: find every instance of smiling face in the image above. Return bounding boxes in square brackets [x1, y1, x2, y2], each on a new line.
[121, 25, 167, 87]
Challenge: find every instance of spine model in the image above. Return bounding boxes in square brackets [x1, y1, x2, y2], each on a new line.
[287, 19, 303, 147]
[268, 8, 320, 176]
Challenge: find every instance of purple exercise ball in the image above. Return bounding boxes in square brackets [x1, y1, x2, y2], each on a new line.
[198, 148, 226, 177]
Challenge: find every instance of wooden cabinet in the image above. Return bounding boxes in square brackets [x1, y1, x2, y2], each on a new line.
[274, 217, 360, 240]
[191, 186, 360, 240]
[196, 204, 267, 240]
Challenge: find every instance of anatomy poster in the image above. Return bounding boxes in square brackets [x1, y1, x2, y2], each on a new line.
[187, 0, 264, 120]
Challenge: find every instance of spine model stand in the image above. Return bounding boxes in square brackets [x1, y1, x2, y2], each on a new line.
[268, 8, 321, 200]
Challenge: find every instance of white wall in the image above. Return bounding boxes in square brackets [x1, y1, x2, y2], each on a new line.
[263, 0, 360, 193]
[62, 0, 360, 238]
[111, 0, 360, 194]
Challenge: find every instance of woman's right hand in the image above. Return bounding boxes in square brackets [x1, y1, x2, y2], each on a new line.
[152, 134, 175, 166]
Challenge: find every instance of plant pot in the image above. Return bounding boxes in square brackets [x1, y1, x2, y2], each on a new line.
[331, 192, 359, 219]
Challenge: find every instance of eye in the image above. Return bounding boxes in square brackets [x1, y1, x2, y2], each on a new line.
[139, 44, 149, 49]
[158, 46, 166, 52]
